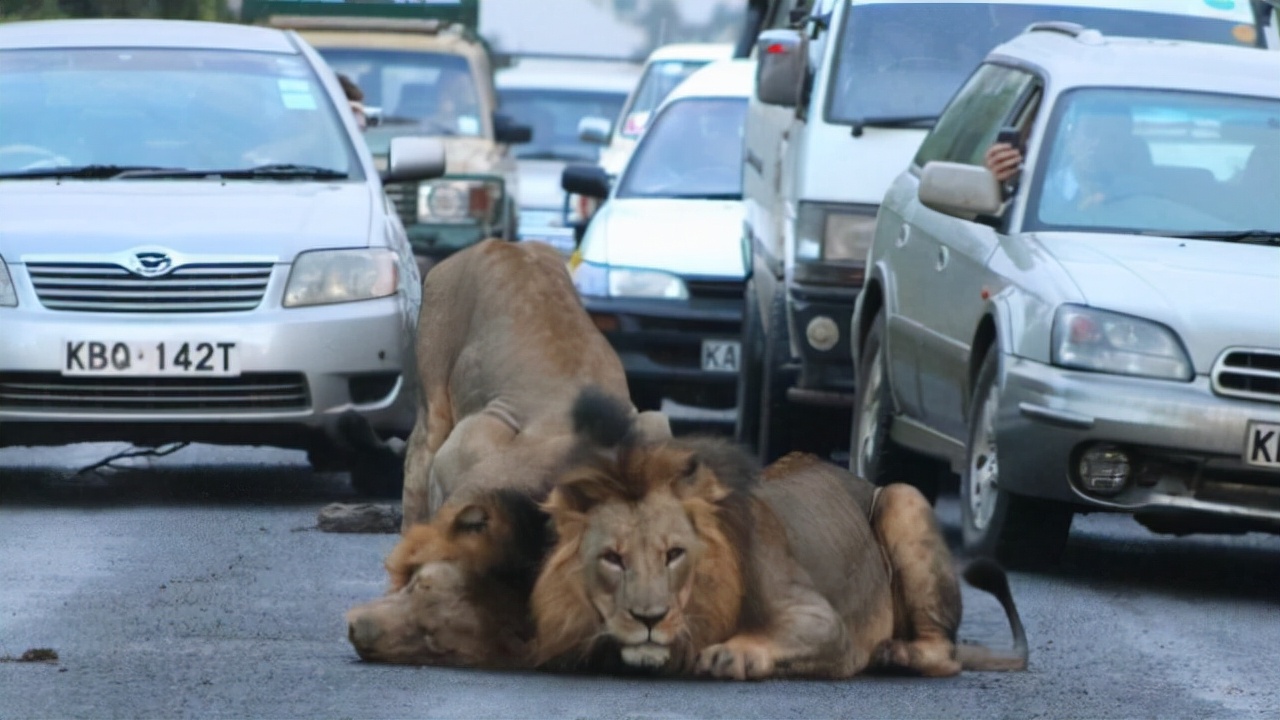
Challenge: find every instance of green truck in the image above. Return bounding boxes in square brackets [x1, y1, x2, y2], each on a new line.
[241, 0, 532, 269]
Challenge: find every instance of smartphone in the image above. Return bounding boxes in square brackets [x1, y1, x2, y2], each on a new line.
[996, 126, 1023, 153]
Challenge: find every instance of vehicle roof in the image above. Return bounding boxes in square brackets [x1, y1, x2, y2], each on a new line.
[0, 18, 296, 53]
[661, 58, 756, 104]
[291, 26, 482, 56]
[495, 58, 642, 94]
[645, 42, 735, 64]
[853, 0, 1257, 24]
[990, 27, 1280, 97]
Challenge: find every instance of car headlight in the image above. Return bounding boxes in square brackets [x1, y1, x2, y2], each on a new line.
[1052, 305, 1193, 381]
[0, 258, 16, 307]
[417, 178, 503, 225]
[283, 249, 398, 308]
[572, 261, 688, 300]
[793, 203, 875, 284]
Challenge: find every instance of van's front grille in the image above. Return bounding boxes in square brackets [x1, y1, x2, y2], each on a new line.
[27, 262, 273, 313]
[1212, 348, 1280, 404]
[384, 183, 419, 227]
[685, 278, 745, 303]
[0, 372, 310, 412]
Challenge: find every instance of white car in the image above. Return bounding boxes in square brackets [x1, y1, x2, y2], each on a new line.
[852, 23, 1280, 567]
[495, 56, 641, 255]
[564, 59, 754, 413]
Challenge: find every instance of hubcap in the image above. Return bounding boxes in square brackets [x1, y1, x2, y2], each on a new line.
[855, 349, 884, 477]
[968, 382, 1000, 532]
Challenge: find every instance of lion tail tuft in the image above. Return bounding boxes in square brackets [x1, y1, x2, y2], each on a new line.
[958, 557, 1029, 671]
[571, 385, 634, 449]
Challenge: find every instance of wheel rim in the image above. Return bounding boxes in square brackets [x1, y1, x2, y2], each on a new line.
[968, 382, 1000, 532]
[855, 348, 884, 478]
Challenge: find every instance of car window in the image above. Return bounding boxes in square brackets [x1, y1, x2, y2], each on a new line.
[497, 87, 627, 163]
[1027, 87, 1280, 234]
[616, 59, 711, 139]
[616, 96, 747, 200]
[826, 1, 1265, 127]
[913, 63, 1036, 169]
[319, 48, 484, 137]
[0, 47, 357, 176]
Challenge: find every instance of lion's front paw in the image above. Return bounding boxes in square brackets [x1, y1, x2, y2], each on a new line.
[696, 638, 775, 680]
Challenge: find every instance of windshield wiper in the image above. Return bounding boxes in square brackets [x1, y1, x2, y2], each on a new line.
[118, 164, 350, 180]
[1157, 229, 1280, 245]
[849, 115, 938, 137]
[516, 150, 594, 162]
[664, 192, 742, 200]
[0, 164, 179, 180]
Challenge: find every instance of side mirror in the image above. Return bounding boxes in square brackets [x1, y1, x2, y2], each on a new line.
[562, 163, 610, 199]
[918, 161, 1003, 219]
[494, 112, 533, 144]
[381, 136, 446, 184]
[755, 28, 804, 107]
[578, 116, 613, 146]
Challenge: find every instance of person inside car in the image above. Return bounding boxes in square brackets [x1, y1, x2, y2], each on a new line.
[337, 72, 368, 131]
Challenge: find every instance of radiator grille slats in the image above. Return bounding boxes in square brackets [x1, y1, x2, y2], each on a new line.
[0, 372, 309, 412]
[1213, 349, 1280, 404]
[27, 262, 272, 313]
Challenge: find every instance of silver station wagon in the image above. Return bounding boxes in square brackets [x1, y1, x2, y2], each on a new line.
[0, 18, 445, 494]
[851, 23, 1280, 567]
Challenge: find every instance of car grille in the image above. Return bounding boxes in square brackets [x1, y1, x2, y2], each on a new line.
[384, 182, 418, 227]
[1211, 348, 1280, 403]
[0, 372, 309, 412]
[685, 278, 745, 303]
[27, 262, 273, 313]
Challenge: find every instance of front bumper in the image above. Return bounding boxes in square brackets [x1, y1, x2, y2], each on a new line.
[998, 354, 1280, 527]
[583, 288, 743, 409]
[0, 276, 417, 450]
[787, 282, 857, 398]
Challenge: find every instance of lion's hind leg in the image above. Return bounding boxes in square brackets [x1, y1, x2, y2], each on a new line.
[870, 483, 963, 678]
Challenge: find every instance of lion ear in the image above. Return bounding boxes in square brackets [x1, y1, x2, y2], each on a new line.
[452, 504, 489, 533]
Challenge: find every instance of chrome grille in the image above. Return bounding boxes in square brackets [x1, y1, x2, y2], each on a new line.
[0, 372, 309, 412]
[1212, 348, 1280, 403]
[27, 262, 272, 313]
[384, 182, 418, 227]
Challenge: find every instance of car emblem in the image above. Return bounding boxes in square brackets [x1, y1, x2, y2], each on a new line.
[128, 251, 174, 278]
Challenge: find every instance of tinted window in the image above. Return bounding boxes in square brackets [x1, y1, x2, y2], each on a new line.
[1027, 88, 1280, 233]
[0, 47, 356, 176]
[617, 97, 747, 199]
[913, 63, 1035, 168]
[320, 48, 484, 137]
[827, 2, 1265, 126]
[497, 88, 627, 162]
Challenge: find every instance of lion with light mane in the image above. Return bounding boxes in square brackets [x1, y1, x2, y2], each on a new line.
[531, 388, 1028, 679]
[344, 240, 669, 667]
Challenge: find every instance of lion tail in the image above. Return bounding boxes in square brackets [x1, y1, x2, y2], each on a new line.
[956, 558, 1029, 671]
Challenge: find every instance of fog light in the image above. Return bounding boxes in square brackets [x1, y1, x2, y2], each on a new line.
[806, 315, 839, 352]
[1079, 445, 1131, 496]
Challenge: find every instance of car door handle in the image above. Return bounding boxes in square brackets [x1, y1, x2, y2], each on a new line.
[936, 246, 949, 271]
[895, 225, 910, 247]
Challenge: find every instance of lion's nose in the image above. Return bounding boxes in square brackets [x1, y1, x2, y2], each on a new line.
[630, 608, 669, 629]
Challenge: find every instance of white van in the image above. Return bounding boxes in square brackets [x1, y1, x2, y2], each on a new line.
[736, 0, 1280, 464]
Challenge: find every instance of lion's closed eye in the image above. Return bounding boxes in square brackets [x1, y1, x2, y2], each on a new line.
[600, 550, 625, 570]
[666, 547, 685, 566]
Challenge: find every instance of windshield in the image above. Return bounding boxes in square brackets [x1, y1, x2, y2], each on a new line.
[617, 97, 747, 200]
[497, 87, 628, 162]
[617, 59, 712, 139]
[827, 2, 1265, 126]
[319, 48, 484, 137]
[1026, 88, 1280, 235]
[0, 47, 356, 178]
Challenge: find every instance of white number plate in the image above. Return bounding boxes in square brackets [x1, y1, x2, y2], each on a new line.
[1244, 421, 1280, 469]
[62, 340, 240, 377]
[701, 340, 740, 373]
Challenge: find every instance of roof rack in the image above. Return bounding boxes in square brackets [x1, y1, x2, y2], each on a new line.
[240, 0, 479, 30]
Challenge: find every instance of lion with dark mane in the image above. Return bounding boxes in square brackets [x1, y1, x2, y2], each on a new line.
[531, 388, 1028, 680]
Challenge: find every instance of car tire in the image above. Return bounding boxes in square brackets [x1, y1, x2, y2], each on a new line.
[348, 450, 404, 499]
[849, 311, 941, 503]
[756, 287, 796, 465]
[733, 278, 765, 451]
[962, 344, 1073, 568]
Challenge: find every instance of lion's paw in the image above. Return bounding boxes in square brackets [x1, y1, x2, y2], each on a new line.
[696, 638, 775, 681]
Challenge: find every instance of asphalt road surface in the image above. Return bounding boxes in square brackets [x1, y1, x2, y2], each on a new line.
[2, 441, 1278, 720]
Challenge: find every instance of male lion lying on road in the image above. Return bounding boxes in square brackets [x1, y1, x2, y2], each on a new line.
[532, 388, 1028, 679]
[345, 239, 670, 667]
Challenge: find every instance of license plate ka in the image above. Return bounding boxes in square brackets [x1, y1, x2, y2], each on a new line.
[701, 340, 740, 373]
[63, 340, 240, 377]
[1244, 421, 1280, 469]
